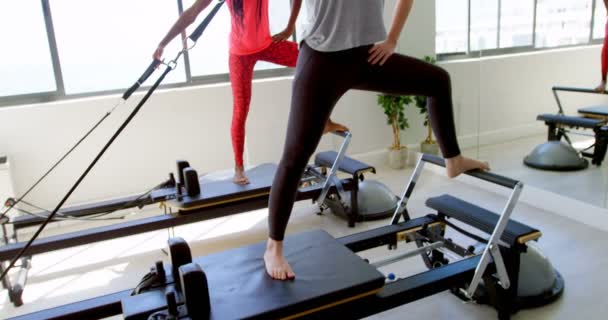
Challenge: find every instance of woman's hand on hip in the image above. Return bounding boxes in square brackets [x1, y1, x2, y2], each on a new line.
[368, 39, 397, 66]
[272, 27, 294, 43]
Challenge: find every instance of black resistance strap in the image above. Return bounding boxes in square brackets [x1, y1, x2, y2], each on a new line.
[0, 0, 226, 282]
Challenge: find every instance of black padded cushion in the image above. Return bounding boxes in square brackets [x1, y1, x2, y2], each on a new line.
[426, 194, 539, 247]
[578, 105, 608, 116]
[314, 151, 375, 175]
[537, 114, 604, 128]
[122, 230, 385, 320]
[170, 163, 276, 210]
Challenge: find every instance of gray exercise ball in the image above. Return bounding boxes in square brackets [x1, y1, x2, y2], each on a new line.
[330, 179, 398, 220]
[357, 179, 399, 217]
[518, 242, 557, 296]
[524, 141, 587, 171]
[516, 241, 564, 308]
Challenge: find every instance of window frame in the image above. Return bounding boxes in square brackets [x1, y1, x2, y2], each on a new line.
[438, 0, 604, 61]
[0, 0, 296, 108]
[4, 0, 605, 107]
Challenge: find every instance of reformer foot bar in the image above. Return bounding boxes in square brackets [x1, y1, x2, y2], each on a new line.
[10, 154, 561, 320]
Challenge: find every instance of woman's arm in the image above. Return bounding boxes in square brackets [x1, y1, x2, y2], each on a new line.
[272, 0, 303, 42]
[153, 0, 213, 60]
[286, 0, 303, 33]
[368, 0, 414, 65]
[387, 0, 414, 45]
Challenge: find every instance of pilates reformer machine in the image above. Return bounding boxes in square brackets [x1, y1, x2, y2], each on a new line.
[9, 154, 564, 320]
[525, 86, 608, 170]
[0, 1, 389, 307]
[1, 0, 563, 315]
[0, 139, 379, 307]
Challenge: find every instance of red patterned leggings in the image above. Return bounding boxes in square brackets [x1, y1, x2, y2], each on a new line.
[602, 20, 608, 81]
[229, 41, 299, 167]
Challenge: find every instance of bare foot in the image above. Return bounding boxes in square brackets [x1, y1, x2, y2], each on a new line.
[445, 155, 490, 178]
[233, 166, 250, 185]
[595, 81, 606, 93]
[264, 239, 295, 280]
[323, 119, 349, 134]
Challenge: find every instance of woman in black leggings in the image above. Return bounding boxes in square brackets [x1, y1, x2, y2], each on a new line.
[264, 0, 489, 280]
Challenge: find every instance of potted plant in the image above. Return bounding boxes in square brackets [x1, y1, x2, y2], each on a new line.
[378, 94, 412, 169]
[414, 55, 440, 155]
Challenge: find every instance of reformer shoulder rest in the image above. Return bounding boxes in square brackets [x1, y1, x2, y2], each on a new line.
[426, 194, 541, 248]
[315, 151, 376, 176]
[536, 114, 605, 128]
[578, 105, 608, 117]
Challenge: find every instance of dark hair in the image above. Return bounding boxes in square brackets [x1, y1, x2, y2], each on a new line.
[232, 0, 263, 27]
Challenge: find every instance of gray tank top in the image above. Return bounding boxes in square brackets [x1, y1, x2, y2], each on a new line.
[301, 0, 387, 52]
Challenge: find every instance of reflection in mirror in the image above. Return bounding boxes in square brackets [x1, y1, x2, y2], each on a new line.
[467, 0, 608, 207]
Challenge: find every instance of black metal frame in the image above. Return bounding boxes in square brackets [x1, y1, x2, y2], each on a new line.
[6, 153, 562, 320]
[9, 209, 529, 320]
[0, 173, 358, 306]
[5, 153, 557, 320]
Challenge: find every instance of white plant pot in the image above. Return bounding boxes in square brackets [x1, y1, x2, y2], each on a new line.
[421, 141, 440, 155]
[387, 147, 408, 169]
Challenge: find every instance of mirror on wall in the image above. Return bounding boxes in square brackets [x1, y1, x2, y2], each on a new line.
[471, 0, 608, 208]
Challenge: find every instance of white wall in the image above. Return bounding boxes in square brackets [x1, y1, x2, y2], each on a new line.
[0, 0, 436, 207]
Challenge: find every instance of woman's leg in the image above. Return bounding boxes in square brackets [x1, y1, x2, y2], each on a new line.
[228, 53, 257, 184]
[595, 20, 608, 92]
[258, 40, 299, 67]
[265, 44, 356, 280]
[602, 21, 608, 83]
[354, 53, 488, 177]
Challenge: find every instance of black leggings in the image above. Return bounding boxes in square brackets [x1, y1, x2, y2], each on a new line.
[268, 42, 461, 240]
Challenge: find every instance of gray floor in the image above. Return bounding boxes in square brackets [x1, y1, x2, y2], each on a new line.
[2, 139, 608, 319]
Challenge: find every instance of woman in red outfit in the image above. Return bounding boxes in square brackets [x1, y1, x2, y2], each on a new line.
[154, 0, 347, 184]
[596, 0, 608, 93]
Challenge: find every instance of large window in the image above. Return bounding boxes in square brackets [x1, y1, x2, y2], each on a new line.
[50, 0, 186, 94]
[535, 0, 593, 48]
[185, 0, 231, 77]
[437, 0, 602, 57]
[499, 0, 534, 48]
[593, 0, 608, 39]
[436, 0, 468, 54]
[1, 0, 294, 105]
[470, 0, 499, 51]
[0, 0, 56, 97]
